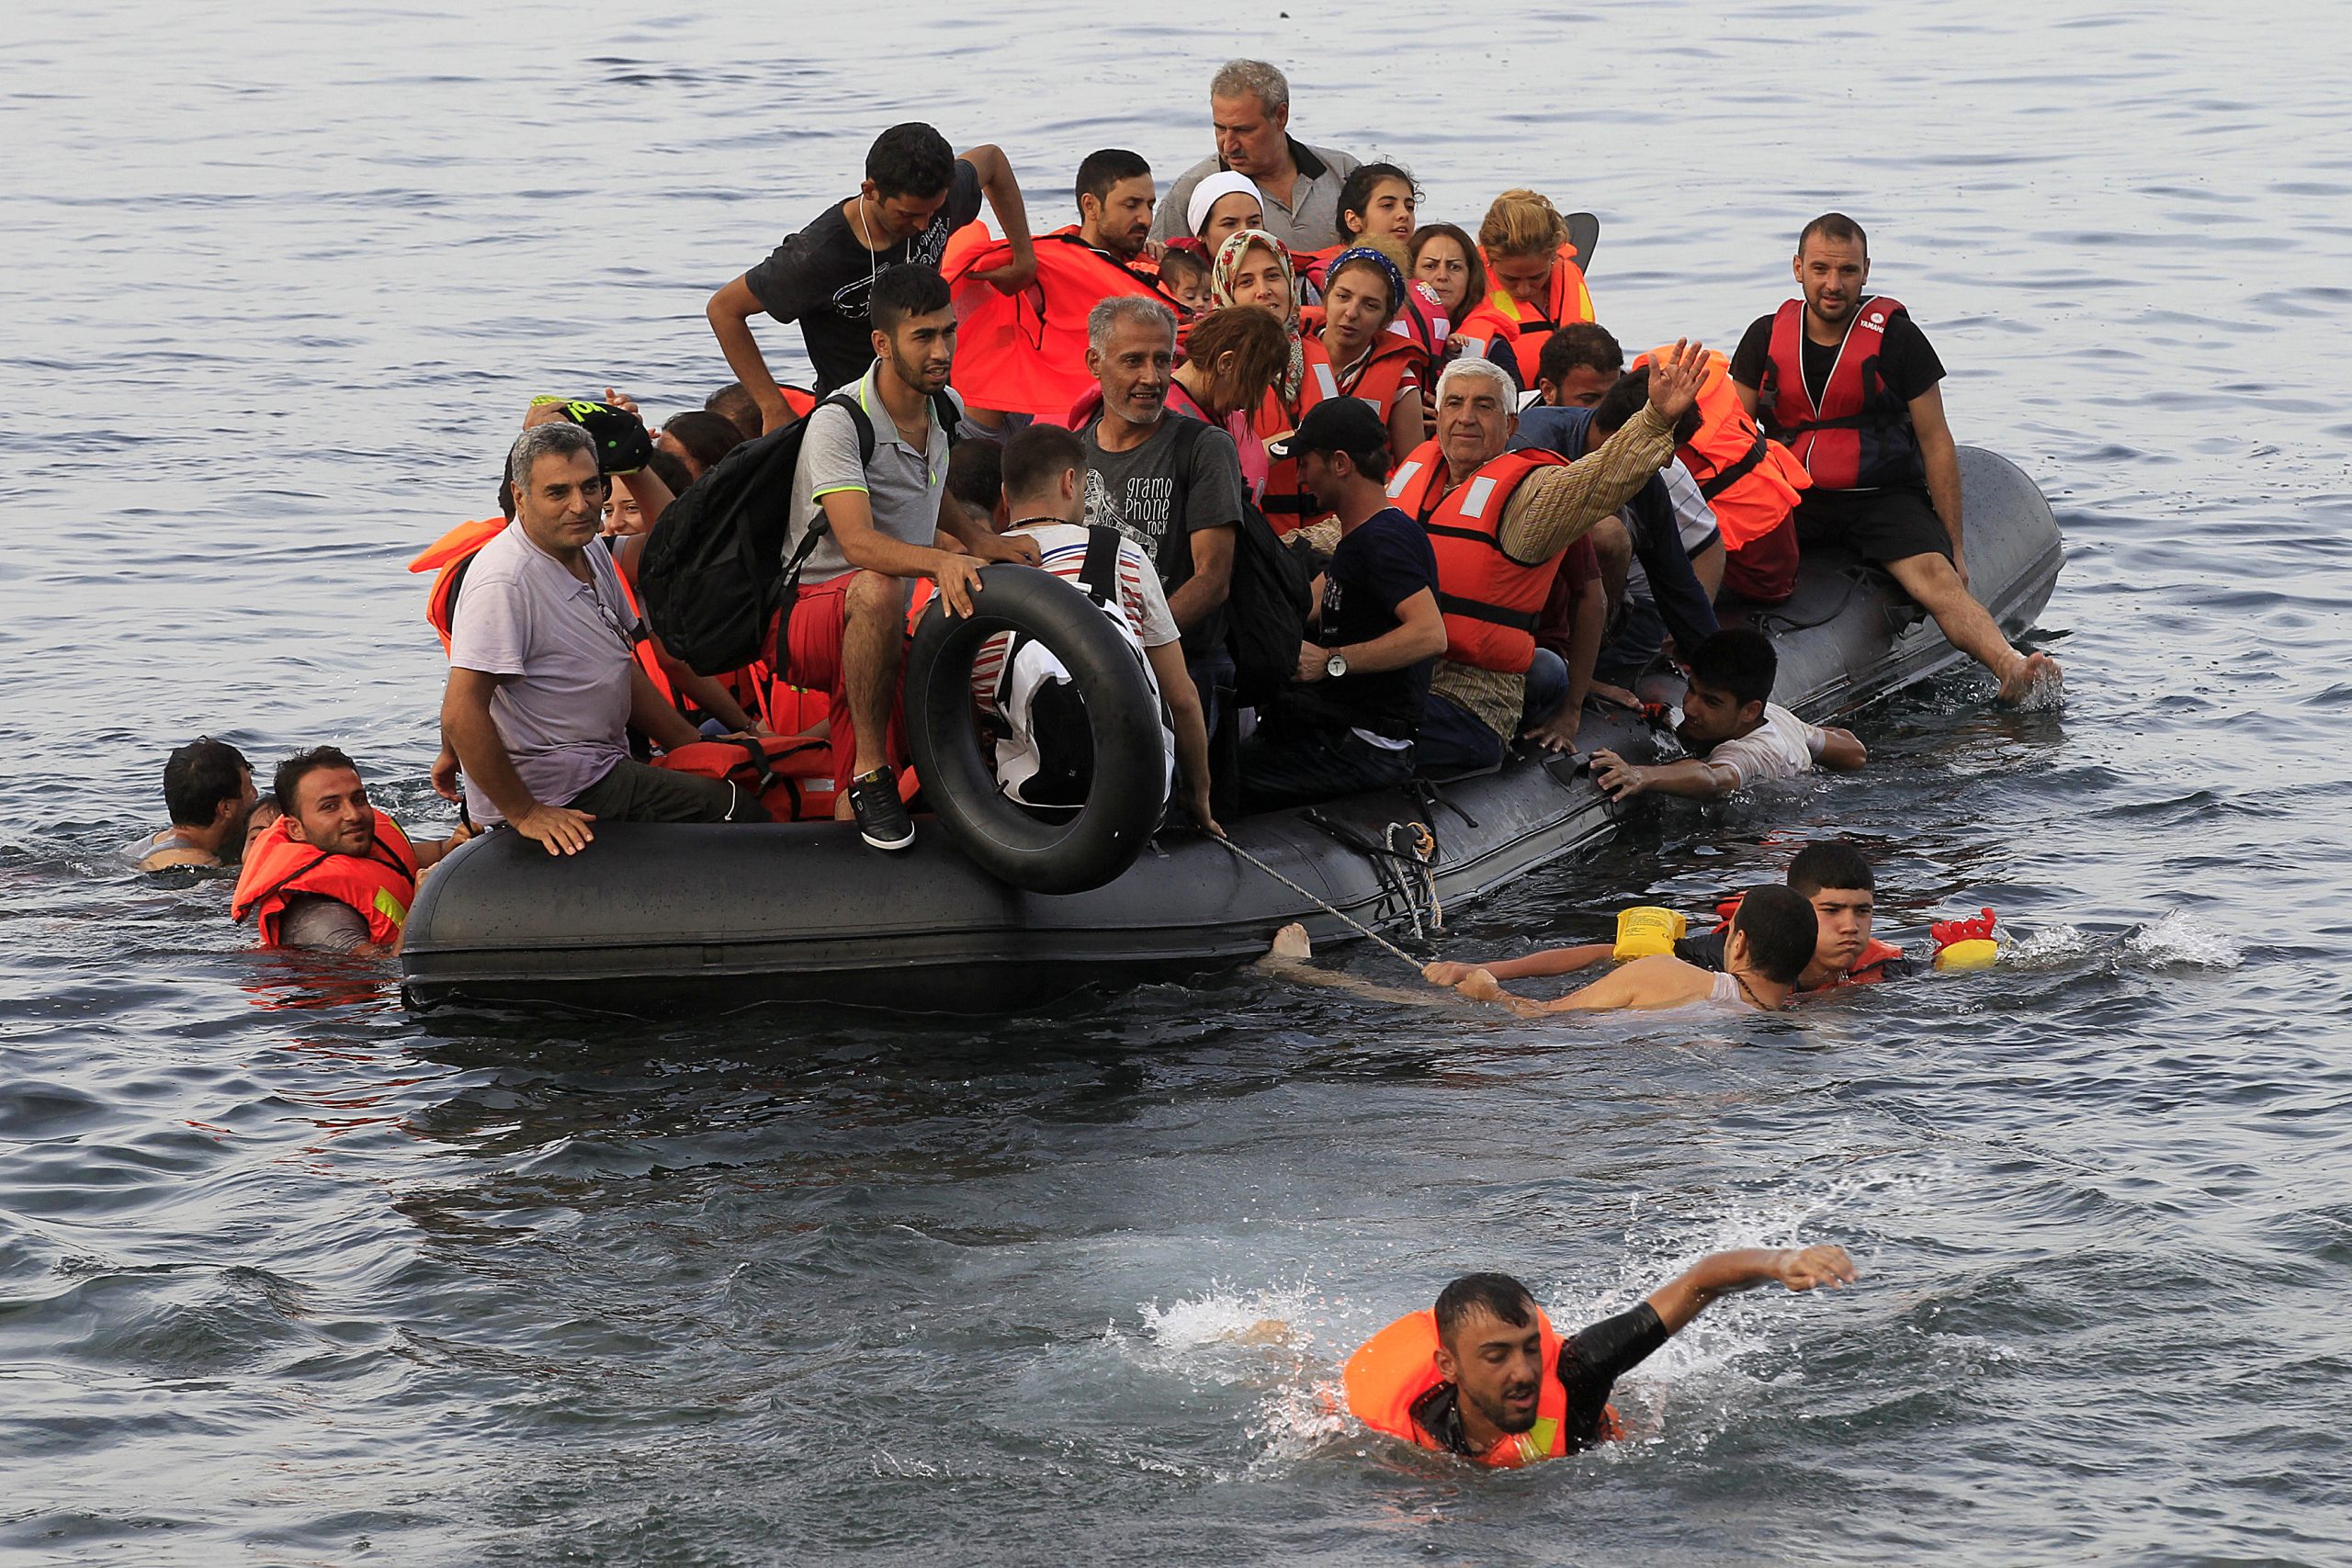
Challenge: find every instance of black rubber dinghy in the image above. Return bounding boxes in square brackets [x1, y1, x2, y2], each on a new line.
[401, 446, 2061, 1019]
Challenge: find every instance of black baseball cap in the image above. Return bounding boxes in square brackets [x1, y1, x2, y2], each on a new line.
[1268, 397, 1389, 465]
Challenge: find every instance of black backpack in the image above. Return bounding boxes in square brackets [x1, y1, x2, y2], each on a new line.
[1224, 494, 1314, 709]
[639, 389, 956, 675]
[1150, 414, 1312, 710]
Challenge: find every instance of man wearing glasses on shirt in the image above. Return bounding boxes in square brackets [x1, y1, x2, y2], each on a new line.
[442, 419, 765, 856]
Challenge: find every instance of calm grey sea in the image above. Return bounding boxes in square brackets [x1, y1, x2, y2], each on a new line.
[6, 2, 2351, 1562]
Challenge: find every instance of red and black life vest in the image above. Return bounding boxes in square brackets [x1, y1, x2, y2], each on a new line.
[1385, 440, 1570, 674]
[1759, 296, 1922, 491]
[231, 812, 419, 949]
[1254, 323, 1421, 531]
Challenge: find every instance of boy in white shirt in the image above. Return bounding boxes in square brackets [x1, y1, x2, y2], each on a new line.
[1590, 627, 1864, 801]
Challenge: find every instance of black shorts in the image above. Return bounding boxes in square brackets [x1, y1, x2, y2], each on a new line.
[1792, 484, 1953, 567]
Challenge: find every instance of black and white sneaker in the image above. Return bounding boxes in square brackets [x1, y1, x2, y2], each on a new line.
[847, 765, 915, 852]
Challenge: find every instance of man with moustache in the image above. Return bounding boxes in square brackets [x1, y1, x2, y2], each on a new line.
[1074, 148, 1156, 265]
[1731, 213, 2059, 702]
[1078, 295, 1250, 743]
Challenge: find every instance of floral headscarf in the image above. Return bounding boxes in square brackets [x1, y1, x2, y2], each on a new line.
[1212, 229, 1303, 403]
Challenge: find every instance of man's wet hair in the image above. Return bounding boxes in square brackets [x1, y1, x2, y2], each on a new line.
[1686, 627, 1778, 710]
[705, 381, 763, 440]
[1590, 367, 1701, 444]
[1799, 211, 1868, 259]
[1434, 1272, 1537, 1348]
[1075, 148, 1151, 212]
[1788, 840, 1875, 898]
[865, 122, 955, 201]
[661, 410, 747, 474]
[869, 265, 953, 335]
[1730, 883, 1820, 985]
[1538, 322, 1623, 389]
[164, 737, 250, 829]
[945, 437, 1004, 519]
[1001, 423, 1085, 505]
[273, 745, 359, 818]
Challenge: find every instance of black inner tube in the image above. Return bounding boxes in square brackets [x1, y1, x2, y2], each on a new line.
[905, 564, 1167, 896]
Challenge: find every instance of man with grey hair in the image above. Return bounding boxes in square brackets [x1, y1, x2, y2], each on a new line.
[1385, 344, 1712, 775]
[442, 420, 757, 856]
[1079, 293, 1249, 748]
[1148, 60, 1361, 253]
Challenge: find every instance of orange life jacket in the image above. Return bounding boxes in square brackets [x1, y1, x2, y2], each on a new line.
[410, 520, 674, 704]
[231, 812, 419, 949]
[1759, 296, 1921, 491]
[1255, 323, 1420, 530]
[1630, 345, 1812, 550]
[1385, 439, 1570, 673]
[1343, 1307, 1621, 1468]
[1467, 243, 1596, 386]
[943, 224, 1175, 418]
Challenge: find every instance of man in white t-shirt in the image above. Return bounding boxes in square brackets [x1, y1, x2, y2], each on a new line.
[1589, 627, 1865, 801]
[975, 423, 1220, 835]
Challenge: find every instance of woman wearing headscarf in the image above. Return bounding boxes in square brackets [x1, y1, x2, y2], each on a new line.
[1187, 172, 1265, 254]
[1253, 246, 1424, 533]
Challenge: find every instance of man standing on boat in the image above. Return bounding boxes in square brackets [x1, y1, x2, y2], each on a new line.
[707, 122, 1039, 413]
[1148, 61, 1360, 254]
[1731, 214, 2060, 702]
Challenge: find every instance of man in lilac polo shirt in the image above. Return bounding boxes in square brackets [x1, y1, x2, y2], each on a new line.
[442, 422, 762, 856]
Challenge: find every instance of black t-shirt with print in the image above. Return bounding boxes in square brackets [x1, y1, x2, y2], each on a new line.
[744, 160, 985, 392]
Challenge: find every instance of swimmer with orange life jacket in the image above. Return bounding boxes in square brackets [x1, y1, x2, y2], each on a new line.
[1345, 1250, 1857, 1468]
[1425, 840, 1922, 998]
[232, 747, 469, 957]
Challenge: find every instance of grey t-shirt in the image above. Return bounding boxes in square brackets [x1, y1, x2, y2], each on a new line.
[1081, 414, 1245, 658]
[1148, 140, 1362, 253]
[447, 523, 639, 824]
[278, 893, 371, 954]
[784, 362, 961, 582]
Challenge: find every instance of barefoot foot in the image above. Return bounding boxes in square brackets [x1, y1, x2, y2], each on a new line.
[1268, 921, 1312, 961]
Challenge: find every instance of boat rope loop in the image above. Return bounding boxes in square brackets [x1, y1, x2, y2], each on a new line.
[1217, 837, 1428, 975]
[1297, 809, 1444, 942]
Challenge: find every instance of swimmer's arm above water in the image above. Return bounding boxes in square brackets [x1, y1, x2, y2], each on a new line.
[1422, 942, 1614, 987]
[1589, 750, 1741, 802]
[1449, 959, 1663, 1017]
[1643, 1245, 1859, 1332]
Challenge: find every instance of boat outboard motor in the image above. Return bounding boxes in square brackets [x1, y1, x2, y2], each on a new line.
[905, 563, 1167, 895]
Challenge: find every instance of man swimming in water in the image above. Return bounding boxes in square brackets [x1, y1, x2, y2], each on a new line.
[1425, 840, 1916, 995]
[135, 736, 259, 872]
[1261, 883, 1818, 1016]
[1345, 1247, 1859, 1467]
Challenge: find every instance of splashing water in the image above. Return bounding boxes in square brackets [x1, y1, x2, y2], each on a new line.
[2122, 912, 2244, 969]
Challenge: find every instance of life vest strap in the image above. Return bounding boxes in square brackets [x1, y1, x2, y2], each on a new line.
[1698, 434, 1770, 500]
[1437, 591, 1540, 634]
[1422, 521, 1507, 547]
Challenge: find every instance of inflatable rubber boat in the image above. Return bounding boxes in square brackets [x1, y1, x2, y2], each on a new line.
[399, 446, 2061, 1019]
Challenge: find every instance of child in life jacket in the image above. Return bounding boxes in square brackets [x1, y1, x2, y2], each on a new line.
[1425, 840, 1921, 996]
[1344, 1247, 1857, 1468]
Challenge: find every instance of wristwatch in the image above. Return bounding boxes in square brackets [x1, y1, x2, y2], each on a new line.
[1325, 650, 1350, 680]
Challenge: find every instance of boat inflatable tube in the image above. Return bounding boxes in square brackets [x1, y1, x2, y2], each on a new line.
[906, 563, 1165, 896]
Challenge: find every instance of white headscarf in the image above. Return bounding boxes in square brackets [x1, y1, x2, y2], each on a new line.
[1186, 171, 1262, 238]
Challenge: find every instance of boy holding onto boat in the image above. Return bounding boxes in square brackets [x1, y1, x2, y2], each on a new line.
[1588, 627, 1865, 803]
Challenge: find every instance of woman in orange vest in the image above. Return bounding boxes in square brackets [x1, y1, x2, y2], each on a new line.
[1344, 1247, 1859, 1468]
[1460, 189, 1596, 389]
[1255, 248, 1426, 530]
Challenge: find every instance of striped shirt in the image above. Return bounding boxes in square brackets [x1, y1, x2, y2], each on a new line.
[968, 523, 1179, 709]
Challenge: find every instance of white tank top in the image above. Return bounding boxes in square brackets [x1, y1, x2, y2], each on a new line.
[1712, 971, 1750, 1009]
